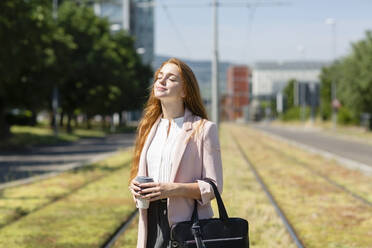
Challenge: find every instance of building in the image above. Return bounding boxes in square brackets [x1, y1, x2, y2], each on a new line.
[154, 56, 231, 117]
[130, 0, 154, 66]
[251, 61, 328, 100]
[224, 66, 251, 121]
[94, 0, 154, 66]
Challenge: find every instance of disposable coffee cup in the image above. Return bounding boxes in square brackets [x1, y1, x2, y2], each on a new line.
[135, 176, 154, 209]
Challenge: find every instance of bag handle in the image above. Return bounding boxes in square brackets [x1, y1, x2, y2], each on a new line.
[191, 179, 228, 222]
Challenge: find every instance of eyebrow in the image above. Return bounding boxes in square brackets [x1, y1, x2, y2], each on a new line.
[158, 72, 178, 77]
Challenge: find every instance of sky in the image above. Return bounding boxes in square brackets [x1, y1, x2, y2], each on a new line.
[154, 0, 372, 65]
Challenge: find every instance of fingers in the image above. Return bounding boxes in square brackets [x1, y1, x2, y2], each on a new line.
[140, 186, 160, 195]
[132, 179, 141, 186]
[129, 181, 165, 201]
[144, 192, 162, 201]
[131, 180, 142, 192]
[130, 179, 141, 192]
[129, 180, 142, 198]
[139, 182, 159, 188]
[129, 187, 142, 198]
[130, 184, 141, 192]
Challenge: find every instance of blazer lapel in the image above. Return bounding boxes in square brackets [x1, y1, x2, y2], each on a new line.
[169, 108, 194, 182]
[138, 115, 161, 177]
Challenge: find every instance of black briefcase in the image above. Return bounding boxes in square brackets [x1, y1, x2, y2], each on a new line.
[169, 179, 249, 248]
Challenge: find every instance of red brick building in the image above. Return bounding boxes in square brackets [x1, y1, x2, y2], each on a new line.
[223, 66, 251, 121]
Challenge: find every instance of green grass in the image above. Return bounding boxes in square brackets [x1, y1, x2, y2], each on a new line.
[230, 124, 372, 248]
[1, 124, 137, 150]
[0, 148, 133, 231]
[272, 119, 372, 145]
[112, 123, 296, 248]
[258, 130, 372, 203]
[0, 148, 135, 248]
[0, 125, 106, 150]
[1, 123, 370, 247]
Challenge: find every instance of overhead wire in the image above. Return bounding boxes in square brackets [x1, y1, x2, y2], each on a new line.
[157, 0, 290, 62]
[159, 2, 193, 57]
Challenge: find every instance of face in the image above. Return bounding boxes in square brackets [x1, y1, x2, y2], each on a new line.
[154, 63, 185, 102]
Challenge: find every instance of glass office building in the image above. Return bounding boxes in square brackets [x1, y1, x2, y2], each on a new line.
[94, 0, 154, 66]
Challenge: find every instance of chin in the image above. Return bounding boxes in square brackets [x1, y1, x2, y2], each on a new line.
[154, 93, 165, 98]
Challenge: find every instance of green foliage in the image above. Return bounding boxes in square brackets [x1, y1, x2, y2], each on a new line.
[319, 65, 335, 121]
[283, 79, 296, 110]
[0, 150, 134, 246]
[0, 0, 58, 137]
[280, 106, 310, 121]
[0, 0, 152, 138]
[320, 30, 372, 129]
[337, 106, 358, 125]
[260, 100, 270, 109]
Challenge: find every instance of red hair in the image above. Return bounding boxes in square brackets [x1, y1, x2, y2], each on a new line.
[129, 58, 208, 183]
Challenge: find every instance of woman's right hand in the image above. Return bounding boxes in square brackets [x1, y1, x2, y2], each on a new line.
[129, 179, 142, 201]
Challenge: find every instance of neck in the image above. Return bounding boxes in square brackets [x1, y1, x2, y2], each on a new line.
[161, 100, 185, 120]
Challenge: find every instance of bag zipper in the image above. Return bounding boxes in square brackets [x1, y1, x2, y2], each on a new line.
[185, 236, 243, 244]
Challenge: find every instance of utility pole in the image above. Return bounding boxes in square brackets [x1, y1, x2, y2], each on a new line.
[146, 0, 289, 127]
[52, 0, 59, 136]
[123, 0, 130, 32]
[211, 0, 219, 127]
[325, 18, 337, 128]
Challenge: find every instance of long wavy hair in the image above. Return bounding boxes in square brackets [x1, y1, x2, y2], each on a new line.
[129, 58, 208, 183]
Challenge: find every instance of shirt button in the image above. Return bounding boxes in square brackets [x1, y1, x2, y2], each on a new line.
[163, 209, 167, 215]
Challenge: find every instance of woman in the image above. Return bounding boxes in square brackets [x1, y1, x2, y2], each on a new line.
[129, 58, 223, 248]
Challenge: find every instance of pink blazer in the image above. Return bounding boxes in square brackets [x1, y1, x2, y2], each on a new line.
[134, 107, 223, 248]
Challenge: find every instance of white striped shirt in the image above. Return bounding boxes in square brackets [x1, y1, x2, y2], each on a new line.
[146, 116, 184, 183]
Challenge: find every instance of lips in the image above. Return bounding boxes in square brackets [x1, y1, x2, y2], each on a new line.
[156, 86, 167, 91]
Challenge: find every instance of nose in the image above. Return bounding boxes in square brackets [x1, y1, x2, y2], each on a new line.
[158, 77, 166, 85]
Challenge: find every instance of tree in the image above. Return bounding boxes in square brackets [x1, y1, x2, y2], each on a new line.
[319, 64, 336, 121]
[0, 0, 153, 137]
[56, 1, 152, 132]
[0, 0, 61, 138]
[338, 32, 372, 128]
[320, 30, 372, 129]
[283, 79, 296, 111]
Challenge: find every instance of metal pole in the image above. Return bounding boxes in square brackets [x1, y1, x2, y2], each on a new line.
[331, 21, 337, 129]
[301, 83, 305, 122]
[53, 0, 58, 19]
[211, 0, 219, 127]
[53, 0, 59, 136]
[310, 82, 315, 124]
[326, 18, 337, 128]
[123, 0, 130, 32]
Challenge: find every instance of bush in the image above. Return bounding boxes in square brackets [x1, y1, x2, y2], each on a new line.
[6, 109, 35, 126]
[280, 106, 310, 121]
[337, 106, 358, 125]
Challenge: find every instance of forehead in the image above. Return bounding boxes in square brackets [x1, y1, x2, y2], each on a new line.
[159, 63, 180, 76]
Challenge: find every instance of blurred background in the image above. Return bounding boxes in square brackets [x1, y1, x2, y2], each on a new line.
[0, 0, 371, 247]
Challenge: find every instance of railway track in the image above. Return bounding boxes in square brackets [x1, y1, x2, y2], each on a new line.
[101, 128, 372, 248]
[231, 134, 306, 248]
[102, 209, 138, 248]
[260, 139, 372, 207]
[231, 128, 372, 248]
[0, 159, 132, 229]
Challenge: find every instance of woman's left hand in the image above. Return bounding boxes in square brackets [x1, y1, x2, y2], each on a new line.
[139, 182, 176, 202]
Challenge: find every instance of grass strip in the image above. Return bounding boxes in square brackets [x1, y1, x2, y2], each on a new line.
[111, 124, 296, 248]
[0, 152, 136, 247]
[0, 148, 132, 228]
[257, 130, 372, 203]
[1, 125, 107, 149]
[230, 124, 372, 248]
[111, 215, 139, 247]
[271, 119, 372, 145]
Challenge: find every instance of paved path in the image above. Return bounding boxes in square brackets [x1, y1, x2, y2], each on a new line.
[0, 133, 135, 184]
[252, 123, 372, 168]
